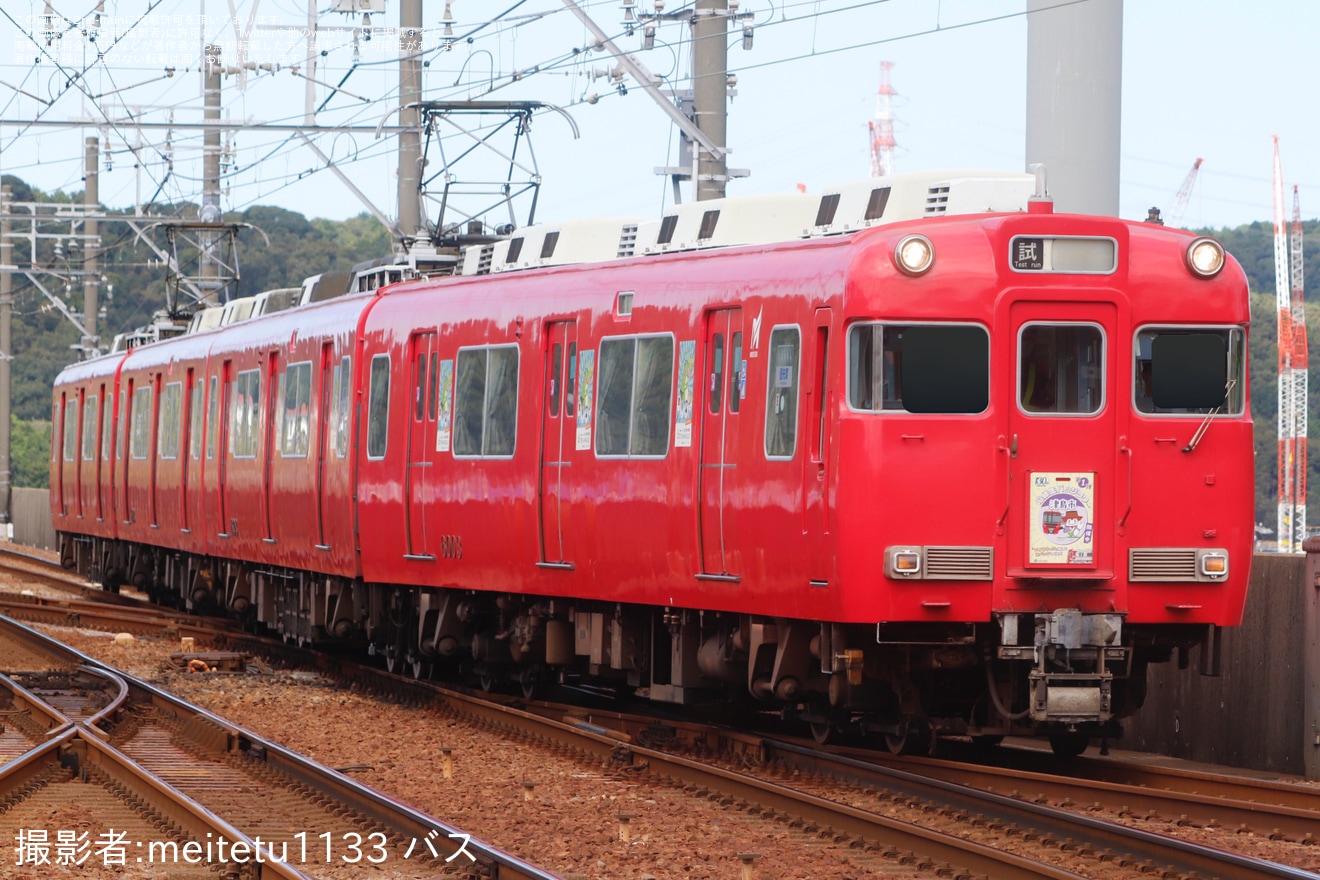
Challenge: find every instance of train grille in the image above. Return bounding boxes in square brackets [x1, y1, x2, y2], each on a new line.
[1129, 548, 1198, 582]
[924, 185, 951, 215]
[617, 224, 639, 258]
[924, 546, 993, 580]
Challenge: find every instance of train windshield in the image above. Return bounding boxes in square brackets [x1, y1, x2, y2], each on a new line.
[847, 323, 988, 414]
[1018, 323, 1103, 415]
[1134, 326, 1245, 415]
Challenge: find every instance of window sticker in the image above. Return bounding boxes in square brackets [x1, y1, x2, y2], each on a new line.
[575, 349, 595, 451]
[1028, 472, 1095, 566]
[675, 340, 696, 448]
[435, 359, 454, 452]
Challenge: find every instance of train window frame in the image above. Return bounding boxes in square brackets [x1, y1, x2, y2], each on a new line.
[62, 398, 78, 462]
[206, 376, 219, 460]
[158, 382, 183, 460]
[335, 356, 351, 459]
[281, 361, 314, 458]
[100, 390, 113, 461]
[82, 394, 99, 462]
[116, 390, 126, 461]
[764, 325, 802, 461]
[1016, 322, 1106, 418]
[189, 382, 203, 461]
[452, 344, 520, 459]
[594, 333, 675, 460]
[845, 321, 990, 415]
[1132, 325, 1245, 417]
[230, 369, 261, 459]
[366, 354, 391, 460]
[129, 386, 152, 460]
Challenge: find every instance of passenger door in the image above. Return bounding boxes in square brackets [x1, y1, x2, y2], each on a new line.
[1004, 298, 1118, 577]
[698, 308, 743, 578]
[406, 332, 438, 559]
[539, 321, 577, 567]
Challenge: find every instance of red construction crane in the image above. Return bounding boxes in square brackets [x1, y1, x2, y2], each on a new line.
[1166, 157, 1203, 228]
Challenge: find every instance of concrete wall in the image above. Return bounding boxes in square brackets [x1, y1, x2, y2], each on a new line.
[9, 487, 56, 551]
[1123, 553, 1310, 777]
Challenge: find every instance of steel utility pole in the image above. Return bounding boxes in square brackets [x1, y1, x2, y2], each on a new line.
[692, 0, 729, 201]
[0, 186, 11, 528]
[83, 136, 100, 355]
[397, 0, 423, 239]
[201, 44, 223, 305]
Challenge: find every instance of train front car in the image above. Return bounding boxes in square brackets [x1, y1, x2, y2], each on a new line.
[833, 204, 1252, 754]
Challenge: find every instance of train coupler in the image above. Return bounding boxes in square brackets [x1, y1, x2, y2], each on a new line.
[1027, 671, 1113, 724]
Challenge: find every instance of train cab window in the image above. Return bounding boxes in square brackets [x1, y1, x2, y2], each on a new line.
[62, 398, 78, 462]
[765, 327, 801, 459]
[848, 323, 989, 414]
[282, 362, 313, 457]
[82, 395, 99, 461]
[1019, 324, 1103, 415]
[597, 335, 674, 458]
[231, 370, 261, 458]
[1134, 327, 1244, 415]
[367, 355, 391, 459]
[454, 345, 519, 458]
[129, 386, 152, 460]
[159, 382, 182, 460]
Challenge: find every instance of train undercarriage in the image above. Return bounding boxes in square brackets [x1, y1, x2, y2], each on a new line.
[62, 533, 1219, 756]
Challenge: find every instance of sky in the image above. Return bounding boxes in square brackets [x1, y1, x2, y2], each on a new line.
[0, 0, 1314, 238]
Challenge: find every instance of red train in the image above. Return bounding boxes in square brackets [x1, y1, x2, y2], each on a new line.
[50, 171, 1254, 754]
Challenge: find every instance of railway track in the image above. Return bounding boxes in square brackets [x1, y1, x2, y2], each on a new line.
[6, 569, 1319, 879]
[0, 614, 561, 879]
[0, 544, 146, 606]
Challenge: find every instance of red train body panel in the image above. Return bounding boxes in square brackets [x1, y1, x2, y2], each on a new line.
[50, 185, 1253, 750]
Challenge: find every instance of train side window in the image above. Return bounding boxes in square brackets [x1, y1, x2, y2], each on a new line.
[1134, 327, 1244, 415]
[367, 354, 391, 459]
[453, 345, 519, 458]
[764, 327, 801, 459]
[159, 382, 182, 460]
[231, 370, 261, 458]
[82, 395, 99, 462]
[849, 323, 989, 414]
[1019, 323, 1103, 415]
[282, 362, 313, 457]
[206, 377, 218, 460]
[101, 391, 113, 461]
[190, 383, 203, 461]
[729, 332, 743, 414]
[566, 343, 578, 418]
[597, 335, 674, 458]
[62, 398, 78, 462]
[129, 386, 152, 460]
[117, 390, 126, 460]
[709, 333, 724, 414]
[549, 342, 563, 417]
[427, 352, 439, 421]
[336, 356, 351, 458]
[412, 349, 429, 421]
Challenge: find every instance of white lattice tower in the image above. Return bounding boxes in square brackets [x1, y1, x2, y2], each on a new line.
[1273, 137, 1299, 551]
[1289, 184, 1309, 548]
[868, 61, 896, 178]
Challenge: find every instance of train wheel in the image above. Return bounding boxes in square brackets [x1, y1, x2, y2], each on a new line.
[409, 657, 429, 680]
[479, 673, 496, 693]
[1048, 732, 1090, 757]
[883, 723, 930, 756]
[809, 720, 834, 745]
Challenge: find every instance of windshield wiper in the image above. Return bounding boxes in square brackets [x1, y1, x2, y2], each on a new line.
[1183, 378, 1237, 454]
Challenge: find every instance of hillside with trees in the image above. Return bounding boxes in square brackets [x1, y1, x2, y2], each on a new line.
[6, 170, 1318, 536]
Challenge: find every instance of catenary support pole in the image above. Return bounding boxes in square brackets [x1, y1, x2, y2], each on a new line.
[0, 186, 11, 527]
[83, 136, 99, 356]
[692, 0, 729, 201]
[397, 0, 423, 239]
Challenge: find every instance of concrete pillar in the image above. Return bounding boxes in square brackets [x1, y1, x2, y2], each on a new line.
[1025, 0, 1123, 216]
[692, 0, 729, 201]
[1303, 537, 1320, 780]
[83, 137, 99, 355]
[396, 0, 423, 238]
[0, 186, 11, 526]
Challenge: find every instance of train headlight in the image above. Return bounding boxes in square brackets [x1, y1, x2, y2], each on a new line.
[1199, 551, 1228, 579]
[1186, 237, 1225, 278]
[886, 547, 923, 578]
[894, 234, 934, 276]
